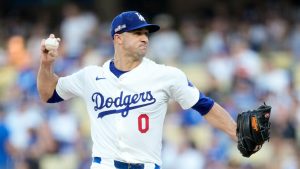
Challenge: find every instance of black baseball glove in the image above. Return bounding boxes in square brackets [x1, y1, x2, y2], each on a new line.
[236, 103, 271, 157]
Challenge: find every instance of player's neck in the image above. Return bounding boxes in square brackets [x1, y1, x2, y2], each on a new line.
[113, 55, 142, 71]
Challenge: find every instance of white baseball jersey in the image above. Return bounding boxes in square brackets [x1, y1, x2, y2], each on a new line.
[56, 58, 199, 165]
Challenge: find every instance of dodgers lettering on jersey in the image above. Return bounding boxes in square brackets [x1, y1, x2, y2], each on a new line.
[92, 91, 156, 118]
[55, 58, 199, 165]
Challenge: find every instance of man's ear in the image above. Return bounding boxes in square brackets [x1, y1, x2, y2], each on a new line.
[114, 34, 123, 45]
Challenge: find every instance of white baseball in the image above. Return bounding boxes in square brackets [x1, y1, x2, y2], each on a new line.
[44, 38, 59, 51]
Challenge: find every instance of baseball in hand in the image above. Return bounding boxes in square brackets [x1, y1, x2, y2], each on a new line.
[44, 37, 59, 51]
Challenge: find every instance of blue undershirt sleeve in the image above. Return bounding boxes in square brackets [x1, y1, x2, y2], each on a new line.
[47, 89, 64, 103]
[191, 92, 214, 116]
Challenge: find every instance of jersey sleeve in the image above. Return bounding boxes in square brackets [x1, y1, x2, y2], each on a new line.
[56, 68, 88, 100]
[168, 67, 200, 109]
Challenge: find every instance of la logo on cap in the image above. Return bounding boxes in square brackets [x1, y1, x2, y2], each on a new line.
[135, 12, 145, 21]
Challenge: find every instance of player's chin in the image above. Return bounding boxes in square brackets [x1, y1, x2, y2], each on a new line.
[137, 53, 146, 58]
[138, 48, 147, 56]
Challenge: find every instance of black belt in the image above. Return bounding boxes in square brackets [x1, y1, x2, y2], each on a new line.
[114, 160, 144, 169]
[93, 157, 160, 169]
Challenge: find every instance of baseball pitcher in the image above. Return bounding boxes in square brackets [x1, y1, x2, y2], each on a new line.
[37, 11, 271, 169]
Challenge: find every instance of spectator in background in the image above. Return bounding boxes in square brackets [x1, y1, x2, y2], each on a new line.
[172, 137, 205, 169]
[255, 58, 290, 95]
[230, 76, 257, 111]
[289, 22, 300, 61]
[161, 126, 205, 169]
[0, 105, 14, 169]
[17, 68, 38, 99]
[60, 2, 98, 60]
[248, 21, 268, 52]
[27, 22, 48, 67]
[179, 18, 205, 64]
[48, 104, 79, 153]
[206, 55, 234, 90]
[5, 98, 44, 169]
[80, 23, 113, 67]
[266, 15, 289, 51]
[201, 17, 228, 58]
[5, 99, 43, 152]
[7, 35, 32, 70]
[148, 14, 183, 64]
[46, 102, 80, 169]
[229, 35, 262, 79]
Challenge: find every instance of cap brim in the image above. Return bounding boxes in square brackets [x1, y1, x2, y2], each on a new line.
[127, 24, 160, 33]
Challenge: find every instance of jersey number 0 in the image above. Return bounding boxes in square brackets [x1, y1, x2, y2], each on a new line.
[138, 114, 149, 133]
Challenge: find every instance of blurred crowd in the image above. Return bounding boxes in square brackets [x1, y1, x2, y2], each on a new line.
[0, 2, 300, 169]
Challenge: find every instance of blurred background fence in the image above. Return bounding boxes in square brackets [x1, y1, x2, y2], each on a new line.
[0, 0, 300, 169]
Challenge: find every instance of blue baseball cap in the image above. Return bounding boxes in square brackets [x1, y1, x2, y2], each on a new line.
[110, 11, 160, 38]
